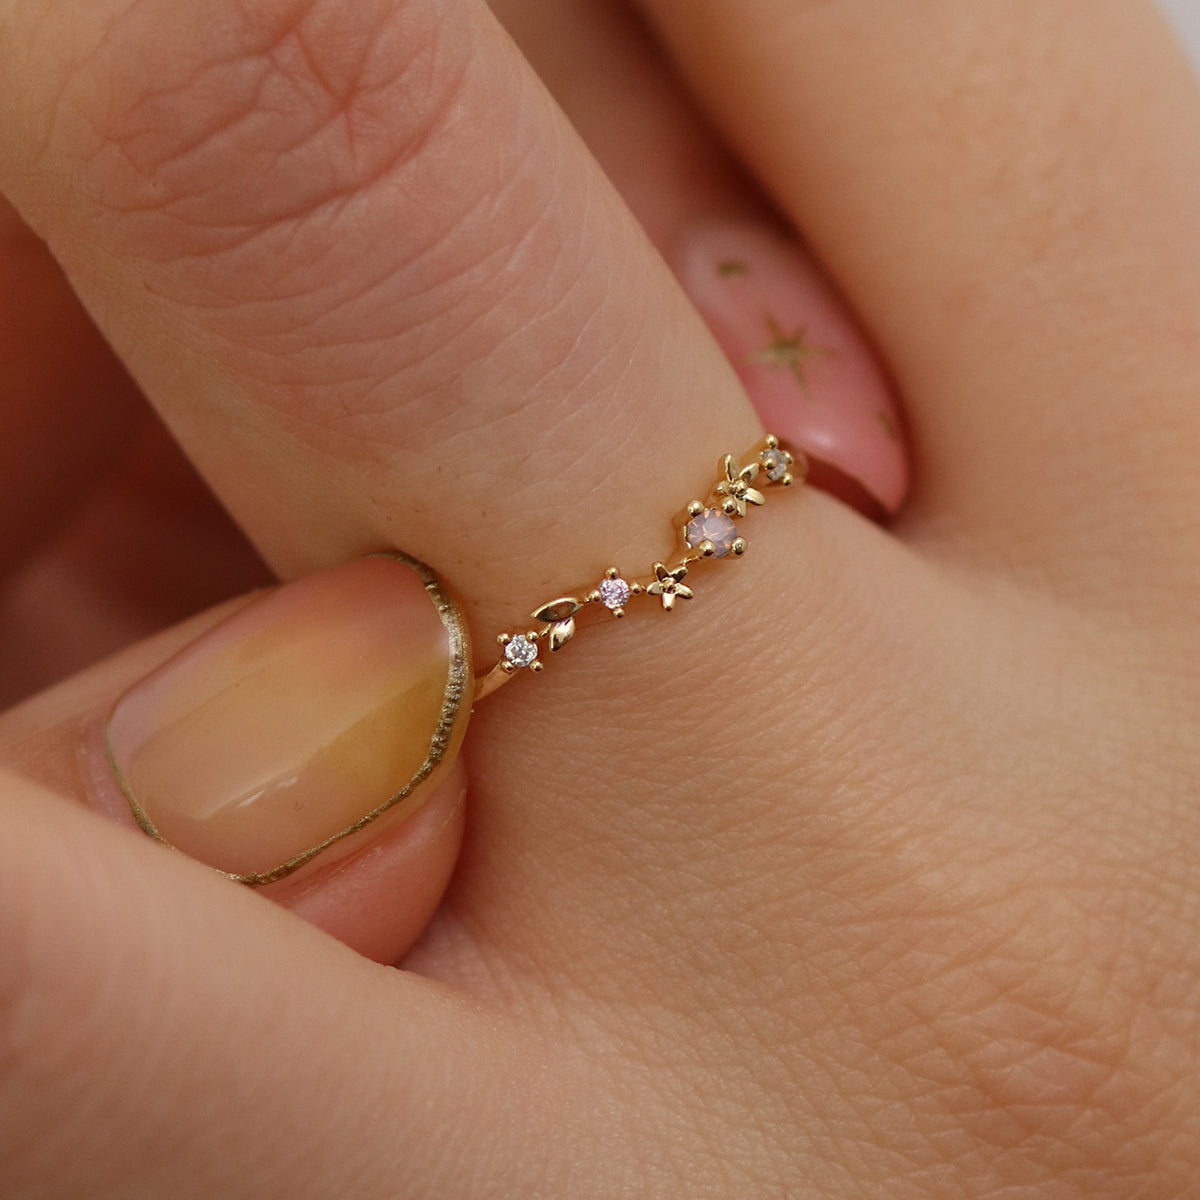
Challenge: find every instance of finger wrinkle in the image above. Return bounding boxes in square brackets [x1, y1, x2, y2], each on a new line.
[11, 0, 612, 455]
[854, 880, 1199, 1184]
[20, 0, 472, 262]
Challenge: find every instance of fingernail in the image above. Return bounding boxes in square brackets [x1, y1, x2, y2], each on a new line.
[105, 555, 471, 885]
[676, 221, 909, 514]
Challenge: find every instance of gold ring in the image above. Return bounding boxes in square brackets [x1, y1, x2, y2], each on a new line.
[475, 434, 804, 701]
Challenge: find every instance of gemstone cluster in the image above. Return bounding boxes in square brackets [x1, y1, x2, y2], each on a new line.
[476, 435, 801, 699]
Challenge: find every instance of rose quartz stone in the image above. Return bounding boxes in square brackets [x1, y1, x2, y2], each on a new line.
[686, 508, 738, 556]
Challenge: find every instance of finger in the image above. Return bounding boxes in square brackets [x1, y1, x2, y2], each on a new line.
[488, 0, 908, 515]
[0, 556, 469, 963]
[0, 770, 547, 1199]
[637, 0, 1200, 605]
[0, 0, 754, 628]
[0, 194, 144, 575]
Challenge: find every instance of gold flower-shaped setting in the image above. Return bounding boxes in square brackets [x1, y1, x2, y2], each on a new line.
[645, 562, 693, 612]
[715, 454, 765, 517]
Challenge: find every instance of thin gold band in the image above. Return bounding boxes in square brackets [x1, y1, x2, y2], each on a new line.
[475, 434, 804, 701]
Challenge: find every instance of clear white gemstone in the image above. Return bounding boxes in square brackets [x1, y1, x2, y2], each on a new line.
[504, 636, 538, 668]
[598, 577, 630, 609]
[685, 508, 738, 557]
[762, 448, 789, 482]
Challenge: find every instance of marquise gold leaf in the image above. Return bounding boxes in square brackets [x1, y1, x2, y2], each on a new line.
[549, 618, 576, 651]
[532, 597, 583, 624]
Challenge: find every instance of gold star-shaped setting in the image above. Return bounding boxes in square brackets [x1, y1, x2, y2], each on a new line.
[645, 562, 693, 612]
[715, 455, 765, 517]
[749, 316, 826, 393]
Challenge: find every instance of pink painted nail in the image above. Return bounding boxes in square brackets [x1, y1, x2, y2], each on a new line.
[105, 555, 471, 884]
[676, 222, 909, 514]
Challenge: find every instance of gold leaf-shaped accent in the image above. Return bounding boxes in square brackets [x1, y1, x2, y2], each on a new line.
[549, 618, 576, 651]
[532, 597, 582, 624]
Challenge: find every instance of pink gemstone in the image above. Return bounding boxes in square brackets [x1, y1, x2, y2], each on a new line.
[685, 508, 738, 557]
[598, 577, 630, 609]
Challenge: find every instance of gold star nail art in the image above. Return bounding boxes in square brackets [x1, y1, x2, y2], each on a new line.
[749, 315, 827, 393]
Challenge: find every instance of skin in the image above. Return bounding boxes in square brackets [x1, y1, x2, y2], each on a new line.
[0, 0, 1199, 1196]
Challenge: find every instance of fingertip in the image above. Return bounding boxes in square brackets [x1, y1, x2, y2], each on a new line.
[270, 764, 466, 964]
[103, 554, 471, 886]
[675, 221, 910, 516]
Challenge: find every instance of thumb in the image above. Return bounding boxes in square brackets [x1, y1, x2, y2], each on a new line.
[0, 553, 470, 963]
[0, 767, 522, 1200]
